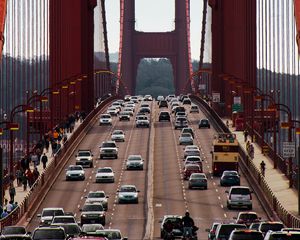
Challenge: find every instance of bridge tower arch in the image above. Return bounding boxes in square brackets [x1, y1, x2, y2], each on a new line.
[118, 0, 193, 95]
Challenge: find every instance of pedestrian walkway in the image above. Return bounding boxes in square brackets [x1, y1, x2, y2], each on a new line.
[223, 119, 298, 216]
[3, 120, 81, 209]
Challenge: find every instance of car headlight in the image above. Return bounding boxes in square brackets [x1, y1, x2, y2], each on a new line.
[79, 173, 83, 176]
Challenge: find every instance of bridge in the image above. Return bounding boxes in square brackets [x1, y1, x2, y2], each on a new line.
[0, 0, 300, 239]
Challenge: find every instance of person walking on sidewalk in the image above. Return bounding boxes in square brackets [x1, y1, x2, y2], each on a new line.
[8, 183, 16, 202]
[243, 129, 249, 142]
[260, 160, 266, 176]
[41, 153, 48, 170]
[22, 174, 28, 191]
[16, 169, 22, 186]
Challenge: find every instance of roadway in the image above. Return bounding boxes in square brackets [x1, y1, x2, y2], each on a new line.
[27, 99, 268, 239]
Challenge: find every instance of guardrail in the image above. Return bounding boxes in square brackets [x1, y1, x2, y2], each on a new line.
[190, 95, 300, 228]
[0, 96, 117, 229]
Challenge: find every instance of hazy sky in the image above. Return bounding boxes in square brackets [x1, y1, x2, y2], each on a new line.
[104, 0, 212, 61]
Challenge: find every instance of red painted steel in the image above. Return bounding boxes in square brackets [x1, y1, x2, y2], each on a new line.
[209, 0, 256, 116]
[0, 0, 6, 61]
[117, 0, 192, 95]
[295, 0, 300, 54]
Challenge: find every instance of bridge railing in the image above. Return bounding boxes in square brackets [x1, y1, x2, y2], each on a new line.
[0, 96, 117, 229]
[190, 95, 300, 228]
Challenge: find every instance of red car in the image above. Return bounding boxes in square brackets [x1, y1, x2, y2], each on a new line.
[183, 164, 201, 180]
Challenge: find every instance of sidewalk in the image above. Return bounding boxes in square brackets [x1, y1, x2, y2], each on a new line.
[224, 118, 298, 216]
[3, 120, 81, 208]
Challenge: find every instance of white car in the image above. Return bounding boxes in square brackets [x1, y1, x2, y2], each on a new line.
[107, 107, 119, 116]
[190, 105, 199, 113]
[66, 165, 85, 181]
[111, 130, 125, 142]
[136, 115, 150, 128]
[184, 145, 199, 151]
[179, 133, 193, 145]
[144, 95, 153, 101]
[184, 148, 201, 159]
[184, 156, 202, 167]
[85, 191, 109, 211]
[99, 141, 118, 159]
[123, 107, 134, 116]
[95, 167, 115, 183]
[119, 112, 131, 121]
[99, 114, 112, 126]
[157, 95, 164, 101]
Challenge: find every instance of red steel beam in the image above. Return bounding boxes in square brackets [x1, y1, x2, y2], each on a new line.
[0, 0, 7, 62]
[295, 0, 300, 54]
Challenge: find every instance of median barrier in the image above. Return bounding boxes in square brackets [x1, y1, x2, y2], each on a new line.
[191, 95, 300, 227]
[0, 96, 117, 229]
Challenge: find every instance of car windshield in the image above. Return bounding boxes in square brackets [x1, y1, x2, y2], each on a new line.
[191, 106, 198, 109]
[2, 227, 26, 235]
[260, 223, 284, 232]
[68, 166, 82, 171]
[223, 171, 238, 176]
[60, 225, 81, 236]
[185, 146, 198, 150]
[96, 231, 121, 239]
[186, 157, 200, 162]
[239, 214, 258, 220]
[268, 233, 300, 239]
[52, 217, 75, 223]
[102, 142, 116, 148]
[128, 156, 142, 161]
[42, 209, 64, 217]
[164, 217, 182, 226]
[88, 192, 105, 198]
[231, 188, 250, 195]
[231, 231, 263, 240]
[78, 152, 91, 157]
[160, 112, 169, 115]
[33, 229, 65, 240]
[120, 186, 136, 192]
[82, 224, 104, 233]
[113, 131, 123, 135]
[181, 133, 191, 138]
[101, 115, 111, 119]
[177, 117, 187, 121]
[191, 174, 205, 179]
[219, 225, 247, 236]
[97, 168, 112, 173]
[201, 119, 208, 123]
[185, 165, 200, 171]
[137, 116, 147, 120]
[82, 204, 103, 212]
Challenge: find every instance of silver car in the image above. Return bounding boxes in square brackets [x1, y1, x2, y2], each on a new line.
[179, 133, 193, 145]
[66, 165, 85, 181]
[126, 155, 144, 170]
[95, 167, 115, 183]
[111, 130, 125, 142]
[85, 191, 109, 211]
[117, 185, 140, 204]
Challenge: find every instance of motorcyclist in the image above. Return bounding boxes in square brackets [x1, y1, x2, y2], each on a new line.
[182, 211, 194, 238]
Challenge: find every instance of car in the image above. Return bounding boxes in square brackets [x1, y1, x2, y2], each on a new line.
[126, 155, 144, 170]
[80, 203, 106, 225]
[182, 98, 191, 105]
[111, 102, 122, 111]
[234, 212, 260, 227]
[198, 118, 210, 128]
[179, 95, 188, 102]
[160, 215, 183, 239]
[228, 229, 264, 240]
[135, 112, 146, 120]
[141, 102, 150, 108]
[37, 208, 65, 225]
[95, 167, 115, 183]
[159, 100, 168, 108]
[85, 191, 109, 211]
[184, 156, 203, 169]
[81, 224, 104, 234]
[51, 215, 76, 224]
[263, 231, 300, 239]
[111, 130, 125, 142]
[124, 95, 131, 101]
[188, 173, 207, 189]
[206, 222, 220, 240]
[99, 141, 118, 159]
[158, 111, 170, 122]
[130, 96, 138, 103]
[257, 221, 284, 236]
[181, 127, 194, 138]
[183, 148, 200, 159]
[107, 107, 119, 116]
[0, 226, 27, 236]
[190, 105, 199, 113]
[214, 223, 247, 240]
[123, 108, 134, 116]
[144, 95, 153, 101]
[173, 106, 186, 115]
[99, 114, 112, 126]
[118, 112, 130, 121]
[50, 224, 82, 238]
[136, 115, 150, 128]
[174, 117, 188, 130]
[226, 186, 253, 210]
[281, 228, 300, 232]
[32, 226, 67, 240]
[138, 107, 151, 114]
[171, 101, 180, 109]
[183, 164, 201, 180]
[75, 149, 94, 168]
[157, 95, 164, 101]
[184, 145, 199, 151]
[95, 229, 128, 240]
[117, 185, 140, 204]
[179, 133, 193, 145]
[220, 171, 240, 186]
[65, 165, 85, 181]
[176, 111, 187, 118]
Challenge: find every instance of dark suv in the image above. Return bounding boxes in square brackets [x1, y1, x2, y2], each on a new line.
[32, 226, 67, 240]
[80, 203, 106, 225]
[159, 100, 168, 108]
[159, 111, 170, 122]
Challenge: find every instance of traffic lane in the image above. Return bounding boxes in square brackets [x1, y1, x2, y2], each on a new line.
[109, 103, 153, 239]
[25, 107, 134, 230]
[153, 119, 187, 239]
[188, 104, 269, 221]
